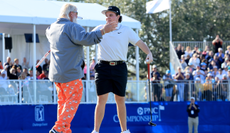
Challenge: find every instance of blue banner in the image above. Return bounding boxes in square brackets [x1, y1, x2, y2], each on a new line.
[0, 102, 230, 133]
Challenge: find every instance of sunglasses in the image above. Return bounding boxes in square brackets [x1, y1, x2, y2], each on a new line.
[72, 11, 78, 15]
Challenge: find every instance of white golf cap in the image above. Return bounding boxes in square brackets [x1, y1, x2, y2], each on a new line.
[1, 70, 6, 75]
[191, 97, 195, 100]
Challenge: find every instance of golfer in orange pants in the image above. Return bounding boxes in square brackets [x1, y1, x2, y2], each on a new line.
[51, 79, 83, 133]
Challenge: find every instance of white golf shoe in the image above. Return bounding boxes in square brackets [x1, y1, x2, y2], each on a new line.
[121, 129, 131, 133]
[91, 130, 99, 133]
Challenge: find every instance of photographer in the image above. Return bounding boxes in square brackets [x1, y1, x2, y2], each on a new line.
[212, 35, 223, 54]
[187, 97, 200, 133]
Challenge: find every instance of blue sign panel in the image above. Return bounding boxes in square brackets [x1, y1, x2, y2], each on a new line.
[0, 102, 229, 133]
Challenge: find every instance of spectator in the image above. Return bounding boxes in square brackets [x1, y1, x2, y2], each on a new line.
[213, 54, 221, 68]
[163, 70, 174, 101]
[185, 67, 194, 80]
[175, 67, 185, 101]
[27, 69, 33, 80]
[196, 48, 202, 57]
[181, 55, 187, 69]
[36, 70, 41, 79]
[0, 70, 7, 80]
[193, 65, 205, 83]
[188, 54, 200, 70]
[208, 60, 216, 71]
[200, 62, 207, 71]
[221, 57, 229, 69]
[151, 65, 161, 80]
[199, 54, 205, 64]
[18, 72, 27, 80]
[222, 66, 228, 75]
[0, 61, 3, 70]
[0, 70, 9, 95]
[16, 67, 22, 77]
[13, 58, 22, 74]
[216, 48, 225, 63]
[212, 35, 223, 54]
[194, 77, 204, 101]
[90, 57, 96, 80]
[184, 46, 193, 58]
[38, 70, 47, 79]
[216, 68, 224, 80]
[8, 67, 18, 80]
[151, 72, 162, 101]
[205, 51, 214, 64]
[4, 57, 12, 76]
[42, 58, 49, 71]
[187, 97, 200, 133]
[23, 68, 30, 76]
[226, 69, 230, 79]
[2, 66, 8, 80]
[225, 45, 230, 58]
[36, 60, 42, 74]
[192, 45, 199, 55]
[125, 91, 133, 101]
[221, 75, 228, 101]
[201, 59, 208, 67]
[212, 66, 219, 77]
[203, 75, 213, 101]
[185, 54, 191, 65]
[21, 57, 30, 69]
[184, 73, 191, 101]
[213, 76, 220, 101]
[202, 45, 210, 56]
[176, 44, 184, 60]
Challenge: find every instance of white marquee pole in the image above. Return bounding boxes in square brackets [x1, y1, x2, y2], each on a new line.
[135, 29, 140, 102]
[2, 33, 5, 64]
[33, 24, 37, 104]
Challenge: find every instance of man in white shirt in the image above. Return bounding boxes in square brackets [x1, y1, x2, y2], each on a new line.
[0, 70, 9, 94]
[193, 65, 205, 83]
[91, 6, 153, 133]
[216, 68, 224, 80]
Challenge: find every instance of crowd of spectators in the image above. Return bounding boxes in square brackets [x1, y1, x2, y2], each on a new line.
[149, 35, 229, 102]
[0, 57, 49, 81]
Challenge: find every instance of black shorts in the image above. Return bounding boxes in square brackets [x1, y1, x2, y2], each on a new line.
[94, 61, 127, 97]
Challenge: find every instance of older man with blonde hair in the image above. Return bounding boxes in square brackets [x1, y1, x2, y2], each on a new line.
[47, 3, 117, 133]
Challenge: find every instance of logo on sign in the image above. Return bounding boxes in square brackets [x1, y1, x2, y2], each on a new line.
[35, 105, 45, 122]
[137, 107, 143, 115]
[113, 105, 165, 123]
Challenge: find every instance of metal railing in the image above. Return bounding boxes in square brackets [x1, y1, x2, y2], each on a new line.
[0, 80, 148, 105]
[150, 80, 230, 102]
[0, 80, 229, 105]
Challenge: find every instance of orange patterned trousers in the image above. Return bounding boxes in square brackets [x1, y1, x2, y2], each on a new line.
[53, 79, 83, 133]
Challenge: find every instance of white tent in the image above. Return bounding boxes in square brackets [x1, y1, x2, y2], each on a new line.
[0, 0, 141, 34]
[0, 0, 141, 86]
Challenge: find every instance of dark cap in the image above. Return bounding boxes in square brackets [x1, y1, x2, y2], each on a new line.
[102, 6, 120, 15]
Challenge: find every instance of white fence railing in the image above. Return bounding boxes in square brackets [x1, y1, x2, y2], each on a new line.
[0, 80, 148, 105]
[1, 80, 229, 105]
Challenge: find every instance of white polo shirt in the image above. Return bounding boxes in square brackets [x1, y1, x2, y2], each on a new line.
[94, 23, 140, 61]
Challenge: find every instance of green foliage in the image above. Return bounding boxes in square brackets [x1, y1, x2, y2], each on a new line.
[72, 0, 230, 79]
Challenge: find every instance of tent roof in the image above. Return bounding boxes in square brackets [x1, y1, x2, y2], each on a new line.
[0, 0, 141, 35]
